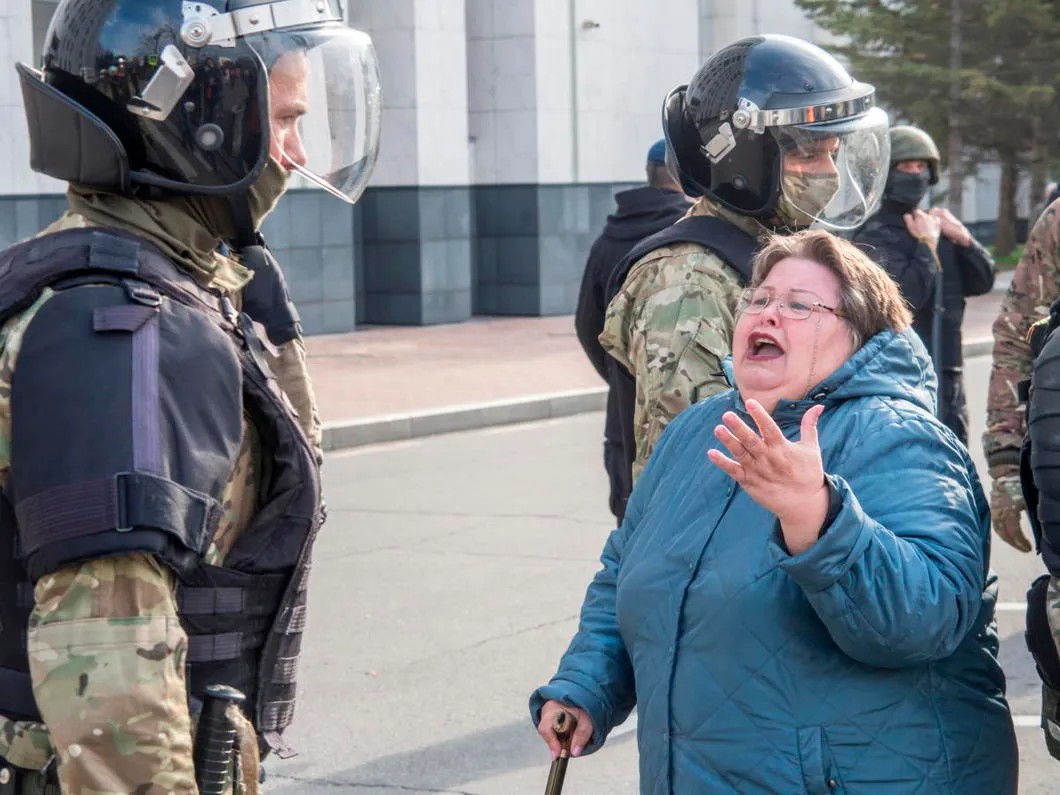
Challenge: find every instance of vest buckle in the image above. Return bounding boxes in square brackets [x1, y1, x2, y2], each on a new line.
[122, 280, 162, 308]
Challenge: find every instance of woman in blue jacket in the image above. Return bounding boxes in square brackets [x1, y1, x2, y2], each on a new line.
[531, 230, 1017, 793]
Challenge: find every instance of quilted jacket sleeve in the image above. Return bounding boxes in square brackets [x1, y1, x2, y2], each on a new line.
[528, 524, 635, 753]
[772, 412, 988, 669]
[528, 411, 689, 751]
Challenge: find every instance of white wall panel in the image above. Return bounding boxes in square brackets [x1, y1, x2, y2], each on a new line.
[1, 1, 63, 195]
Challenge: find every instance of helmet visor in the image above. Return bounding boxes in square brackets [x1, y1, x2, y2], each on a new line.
[250, 25, 381, 204]
[772, 106, 890, 230]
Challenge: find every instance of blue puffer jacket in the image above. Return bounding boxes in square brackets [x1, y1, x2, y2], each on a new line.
[531, 329, 1018, 794]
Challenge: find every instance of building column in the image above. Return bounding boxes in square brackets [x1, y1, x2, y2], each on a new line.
[353, 0, 473, 326]
[467, 0, 699, 316]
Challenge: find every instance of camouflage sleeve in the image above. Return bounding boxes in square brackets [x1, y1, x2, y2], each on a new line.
[983, 200, 1060, 465]
[0, 294, 196, 793]
[602, 246, 742, 481]
[267, 335, 324, 464]
[29, 558, 196, 793]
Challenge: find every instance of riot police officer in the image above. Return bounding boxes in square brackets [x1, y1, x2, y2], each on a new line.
[599, 34, 891, 487]
[0, 0, 380, 791]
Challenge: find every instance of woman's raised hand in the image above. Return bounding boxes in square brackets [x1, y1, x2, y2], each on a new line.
[708, 400, 830, 554]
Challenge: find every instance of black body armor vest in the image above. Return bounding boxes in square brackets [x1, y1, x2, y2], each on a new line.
[0, 228, 322, 757]
[1019, 300, 1060, 711]
[1021, 300, 1060, 570]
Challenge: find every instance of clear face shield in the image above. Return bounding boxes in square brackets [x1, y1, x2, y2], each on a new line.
[250, 25, 381, 204]
[771, 106, 890, 230]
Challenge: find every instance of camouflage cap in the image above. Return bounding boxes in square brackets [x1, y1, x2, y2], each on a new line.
[889, 125, 941, 184]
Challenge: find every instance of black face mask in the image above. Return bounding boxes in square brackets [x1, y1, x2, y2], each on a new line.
[884, 169, 930, 208]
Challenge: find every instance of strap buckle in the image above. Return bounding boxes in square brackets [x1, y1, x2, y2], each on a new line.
[122, 280, 162, 308]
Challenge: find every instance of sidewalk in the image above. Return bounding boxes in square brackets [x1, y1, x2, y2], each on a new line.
[309, 273, 1010, 451]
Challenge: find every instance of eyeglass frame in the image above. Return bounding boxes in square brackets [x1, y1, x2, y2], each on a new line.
[736, 286, 847, 321]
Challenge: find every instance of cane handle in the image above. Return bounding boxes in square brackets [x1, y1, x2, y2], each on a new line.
[553, 710, 578, 758]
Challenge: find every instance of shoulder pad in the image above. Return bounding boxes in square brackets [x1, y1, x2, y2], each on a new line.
[9, 282, 243, 581]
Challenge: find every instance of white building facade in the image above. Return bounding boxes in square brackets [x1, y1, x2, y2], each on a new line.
[0, 0, 1014, 331]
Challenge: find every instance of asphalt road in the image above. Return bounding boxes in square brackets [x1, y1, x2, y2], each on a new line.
[264, 353, 1054, 794]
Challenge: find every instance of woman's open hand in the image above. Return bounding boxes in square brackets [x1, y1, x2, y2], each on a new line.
[708, 400, 830, 554]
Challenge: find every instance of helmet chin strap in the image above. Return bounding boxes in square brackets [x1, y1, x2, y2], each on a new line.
[226, 194, 303, 347]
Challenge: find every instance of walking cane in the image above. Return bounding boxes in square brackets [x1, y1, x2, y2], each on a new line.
[543, 710, 578, 795]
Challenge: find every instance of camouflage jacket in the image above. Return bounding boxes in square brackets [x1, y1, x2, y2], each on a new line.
[0, 212, 323, 793]
[983, 199, 1060, 468]
[599, 197, 769, 481]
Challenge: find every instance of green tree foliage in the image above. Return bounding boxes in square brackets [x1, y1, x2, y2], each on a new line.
[796, 0, 1059, 253]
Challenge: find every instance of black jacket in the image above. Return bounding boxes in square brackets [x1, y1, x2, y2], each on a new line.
[575, 187, 690, 519]
[576, 187, 692, 381]
[852, 201, 995, 369]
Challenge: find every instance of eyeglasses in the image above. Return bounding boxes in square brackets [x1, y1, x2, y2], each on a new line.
[737, 287, 846, 321]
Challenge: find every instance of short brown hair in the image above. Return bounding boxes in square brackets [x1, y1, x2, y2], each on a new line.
[750, 230, 912, 348]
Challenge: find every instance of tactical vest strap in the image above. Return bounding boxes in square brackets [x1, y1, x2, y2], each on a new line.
[272, 656, 298, 684]
[180, 587, 247, 615]
[188, 633, 246, 663]
[605, 215, 758, 305]
[15, 472, 217, 560]
[0, 227, 223, 321]
[261, 702, 295, 737]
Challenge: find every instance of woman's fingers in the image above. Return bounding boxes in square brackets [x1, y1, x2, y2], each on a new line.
[538, 702, 594, 760]
[707, 448, 742, 479]
[721, 411, 763, 456]
[570, 714, 595, 757]
[713, 424, 748, 460]
[537, 702, 566, 759]
[800, 404, 824, 447]
[744, 400, 786, 445]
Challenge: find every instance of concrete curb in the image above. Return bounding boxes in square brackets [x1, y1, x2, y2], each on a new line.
[963, 337, 993, 360]
[322, 387, 607, 451]
[322, 337, 996, 452]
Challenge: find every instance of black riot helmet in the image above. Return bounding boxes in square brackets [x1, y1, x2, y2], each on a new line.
[663, 34, 889, 231]
[17, 0, 381, 205]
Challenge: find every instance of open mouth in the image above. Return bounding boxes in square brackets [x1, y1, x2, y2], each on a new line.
[747, 331, 785, 361]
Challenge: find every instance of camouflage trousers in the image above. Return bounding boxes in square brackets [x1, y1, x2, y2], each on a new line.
[0, 714, 258, 794]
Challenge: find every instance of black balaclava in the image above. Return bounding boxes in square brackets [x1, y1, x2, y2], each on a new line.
[883, 167, 930, 210]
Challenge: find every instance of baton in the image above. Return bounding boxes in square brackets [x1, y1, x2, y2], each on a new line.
[543, 710, 578, 795]
[193, 684, 246, 795]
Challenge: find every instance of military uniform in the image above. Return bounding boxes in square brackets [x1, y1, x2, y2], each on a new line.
[983, 199, 1060, 556]
[986, 198, 1060, 626]
[0, 209, 322, 793]
[990, 199, 1060, 758]
[4, 1, 378, 790]
[600, 197, 767, 481]
[984, 199, 1060, 469]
